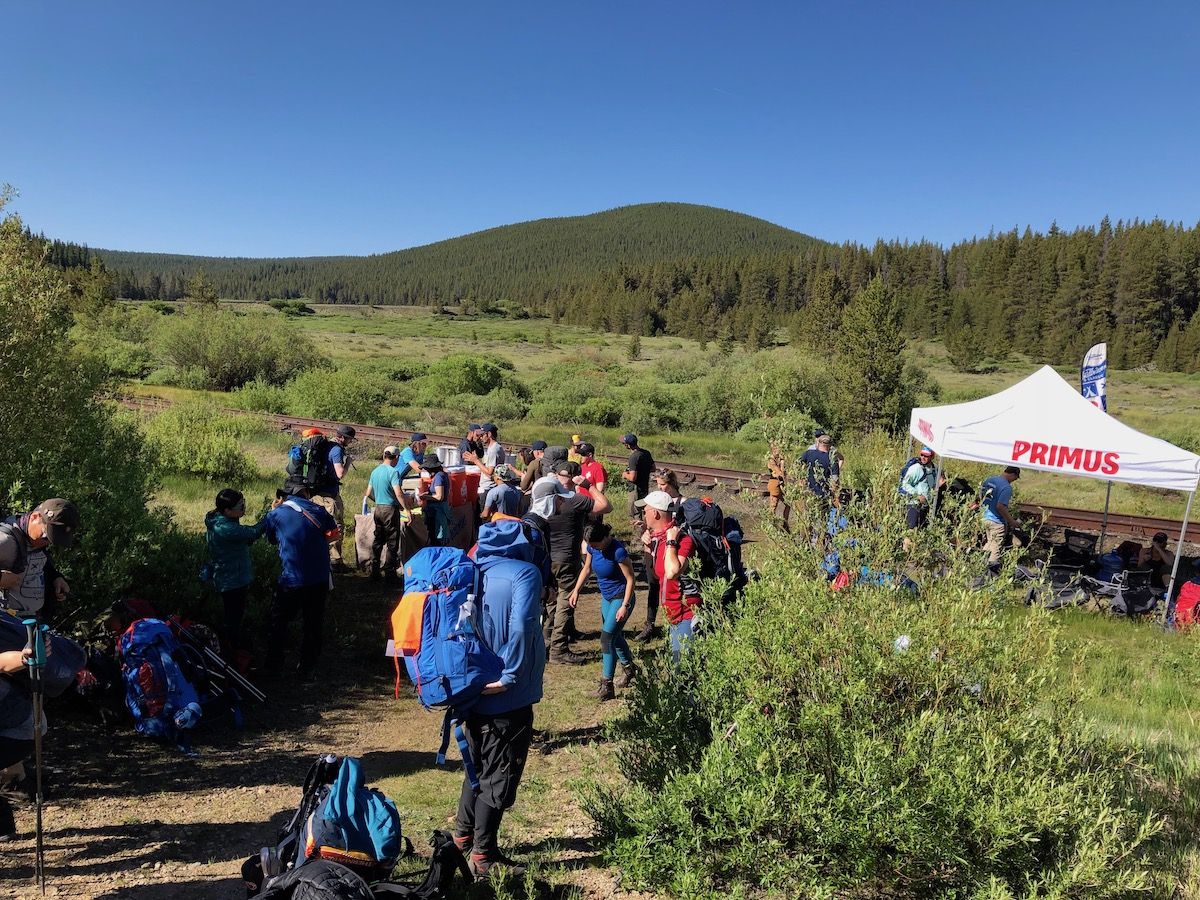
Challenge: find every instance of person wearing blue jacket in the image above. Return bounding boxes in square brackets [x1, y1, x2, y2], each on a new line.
[453, 523, 546, 881]
[262, 488, 339, 680]
[204, 488, 267, 652]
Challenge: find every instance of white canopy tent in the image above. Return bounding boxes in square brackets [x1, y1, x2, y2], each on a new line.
[909, 365, 1200, 609]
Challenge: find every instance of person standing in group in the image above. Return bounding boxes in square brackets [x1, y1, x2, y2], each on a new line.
[263, 488, 339, 680]
[980, 466, 1022, 576]
[519, 440, 548, 493]
[398, 433, 428, 479]
[568, 522, 636, 700]
[800, 431, 840, 521]
[459, 424, 484, 459]
[421, 457, 452, 547]
[483, 465, 523, 521]
[204, 489, 266, 652]
[364, 446, 411, 584]
[465, 423, 506, 509]
[632, 468, 681, 643]
[900, 447, 941, 531]
[0, 498, 79, 618]
[311, 424, 356, 574]
[766, 443, 791, 533]
[621, 434, 654, 519]
[577, 443, 607, 494]
[637, 491, 699, 664]
[541, 468, 612, 665]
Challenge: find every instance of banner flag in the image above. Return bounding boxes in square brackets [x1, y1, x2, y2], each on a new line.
[1081, 342, 1108, 410]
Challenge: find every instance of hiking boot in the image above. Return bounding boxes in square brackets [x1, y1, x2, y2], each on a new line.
[469, 852, 527, 881]
[632, 623, 660, 643]
[331, 561, 351, 575]
[550, 651, 588, 666]
[595, 678, 615, 701]
[615, 662, 636, 689]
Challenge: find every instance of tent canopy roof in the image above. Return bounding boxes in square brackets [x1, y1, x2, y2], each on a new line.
[909, 365, 1200, 493]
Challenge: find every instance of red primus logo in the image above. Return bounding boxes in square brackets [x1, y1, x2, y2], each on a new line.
[1012, 441, 1119, 475]
[918, 418, 934, 443]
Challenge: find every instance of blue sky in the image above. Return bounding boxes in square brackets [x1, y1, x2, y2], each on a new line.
[2, 1, 1198, 256]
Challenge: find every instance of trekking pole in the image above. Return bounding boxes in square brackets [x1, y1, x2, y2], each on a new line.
[168, 618, 266, 703]
[23, 618, 48, 895]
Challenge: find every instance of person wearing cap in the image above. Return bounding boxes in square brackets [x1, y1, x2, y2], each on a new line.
[900, 447, 943, 530]
[365, 446, 411, 583]
[799, 431, 840, 519]
[1139, 531, 1176, 590]
[577, 443, 607, 494]
[637, 490, 699, 663]
[0, 498, 79, 617]
[766, 444, 792, 533]
[398, 433, 428, 478]
[519, 440, 548, 493]
[483, 465, 523, 521]
[568, 435, 585, 464]
[312, 424, 356, 573]
[620, 434, 655, 519]
[464, 424, 506, 491]
[421, 457, 452, 546]
[459, 424, 484, 459]
[980, 466, 1022, 575]
[542, 468, 612, 665]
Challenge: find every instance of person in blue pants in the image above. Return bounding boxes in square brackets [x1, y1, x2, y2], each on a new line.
[568, 522, 636, 700]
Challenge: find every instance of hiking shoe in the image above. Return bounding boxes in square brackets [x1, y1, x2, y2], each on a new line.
[595, 678, 615, 701]
[632, 623, 660, 643]
[550, 651, 588, 666]
[469, 852, 527, 881]
[331, 561, 351, 575]
[615, 662, 636, 689]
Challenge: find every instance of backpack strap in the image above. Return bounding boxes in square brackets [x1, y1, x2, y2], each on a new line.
[437, 712, 480, 792]
[0, 520, 29, 576]
[372, 831, 470, 899]
[284, 500, 326, 532]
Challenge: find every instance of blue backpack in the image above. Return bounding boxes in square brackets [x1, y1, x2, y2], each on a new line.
[119, 618, 204, 748]
[391, 546, 503, 788]
[897, 457, 922, 493]
[300, 756, 403, 880]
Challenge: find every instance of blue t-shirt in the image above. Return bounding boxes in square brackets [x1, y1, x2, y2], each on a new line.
[587, 539, 630, 601]
[484, 483, 521, 517]
[325, 444, 346, 497]
[801, 448, 839, 497]
[398, 446, 424, 474]
[981, 475, 1013, 525]
[368, 462, 402, 506]
[264, 497, 337, 588]
[428, 470, 450, 502]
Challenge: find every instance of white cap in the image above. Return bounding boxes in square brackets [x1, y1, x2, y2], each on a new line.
[383, 445, 400, 458]
[635, 490, 676, 512]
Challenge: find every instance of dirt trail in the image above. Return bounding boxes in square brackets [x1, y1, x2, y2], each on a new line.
[3, 577, 641, 900]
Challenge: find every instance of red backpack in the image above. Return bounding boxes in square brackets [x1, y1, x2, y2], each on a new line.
[1175, 580, 1200, 629]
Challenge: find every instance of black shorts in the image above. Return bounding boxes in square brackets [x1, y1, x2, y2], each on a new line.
[464, 705, 534, 811]
[906, 505, 928, 529]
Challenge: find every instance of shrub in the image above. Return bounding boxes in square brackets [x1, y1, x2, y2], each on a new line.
[527, 399, 579, 426]
[575, 397, 623, 427]
[142, 401, 261, 482]
[153, 306, 323, 390]
[734, 412, 820, 451]
[283, 365, 392, 424]
[228, 378, 289, 414]
[143, 365, 212, 390]
[586, 470, 1160, 897]
[413, 353, 521, 401]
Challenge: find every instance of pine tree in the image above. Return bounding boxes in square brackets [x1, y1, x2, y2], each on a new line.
[627, 334, 642, 361]
[794, 269, 843, 350]
[185, 270, 219, 306]
[832, 277, 912, 433]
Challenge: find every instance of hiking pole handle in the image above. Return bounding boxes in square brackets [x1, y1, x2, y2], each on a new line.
[22, 618, 48, 669]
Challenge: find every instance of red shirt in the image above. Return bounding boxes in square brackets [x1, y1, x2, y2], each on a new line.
[652, 531, 698, 624]
[580, 459, 606, 490]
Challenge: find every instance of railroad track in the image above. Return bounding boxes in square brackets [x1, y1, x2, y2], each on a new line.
[119, 394, 1197, 543]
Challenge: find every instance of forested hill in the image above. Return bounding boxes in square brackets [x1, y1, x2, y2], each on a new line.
[94, 202, 825, 307]
[74, 205, 1200, 372]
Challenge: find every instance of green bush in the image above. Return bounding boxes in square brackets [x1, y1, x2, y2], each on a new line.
[228, 378, 289, 413]
[143, 365, 212, 390]
[587, 471, 1161, 897]
[575, 397, 623, 427]
[527, 399, 579, 426]
[142, 401, 261, 481]
[734, 411, 820, 451]
[283, 365, 393, 423]
[413, 353, 521, 401]
[153, 306, 322, 390]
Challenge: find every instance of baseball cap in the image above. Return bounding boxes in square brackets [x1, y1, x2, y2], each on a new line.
[481, 423, 498, 436]
[571, 434, 583, 445]
[621, 433, 637, 446]
[531, 439, 548, 451]
[919, 446, 934, 457]
[552, 461, 581, 478]
[634, 490, 676, 513]
[34, 498, 80, 548]
[531, 475, 571, 501]
[1153, 531, 1169, 544]
[577, 441, 595, 456]
[383, 445, 399, 458]
[493, 463, 519, 483]
[1004, 466, 1022, 478]
[410, 432, 427, 443]
[814, 428, 827, 439]
[336, 425, 356, 440]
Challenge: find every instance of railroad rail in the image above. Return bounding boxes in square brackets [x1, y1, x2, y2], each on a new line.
[119, 394, 1198, 543]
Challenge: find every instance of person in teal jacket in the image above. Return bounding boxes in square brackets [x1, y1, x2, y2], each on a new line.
[204, 488, 267, 652]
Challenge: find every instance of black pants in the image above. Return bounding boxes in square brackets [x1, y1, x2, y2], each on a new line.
[221, 585, 250, 651]
[0, 735, 33, 836]
[455, 705, 534, 859]
[371, 505, 403, 577]
[265, 582, 328, 677]
[642, 549, 660, 627]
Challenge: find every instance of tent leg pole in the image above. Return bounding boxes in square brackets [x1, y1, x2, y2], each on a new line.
[1163, 488, 1196, 627]
[930, 460, 944, 516]
[1098, 481, 1112, 551]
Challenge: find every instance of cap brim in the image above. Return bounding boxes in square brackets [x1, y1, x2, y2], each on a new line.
[46, 525, 75, 548]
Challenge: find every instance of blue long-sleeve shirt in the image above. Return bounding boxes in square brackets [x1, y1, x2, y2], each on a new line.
[474, 555, 545, 715]
[263, 497, 337, 588]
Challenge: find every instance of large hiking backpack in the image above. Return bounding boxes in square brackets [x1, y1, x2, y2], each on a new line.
[1175, 580, 1200, 629]
[896, 457, 922, 494]
[390, 546, 504, 787]
[677, 497, 748, 607]
[119, 618, 207, 747]
[287, 434, 335, 493]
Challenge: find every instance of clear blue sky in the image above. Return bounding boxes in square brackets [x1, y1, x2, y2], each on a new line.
[3, 1, 1198, 256]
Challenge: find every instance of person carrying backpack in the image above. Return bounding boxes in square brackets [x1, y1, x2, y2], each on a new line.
[204, 488, 267, 653]
[637, 491, 699, 664]
[263, 488, 340, 680]
[451, 525, 547, 880]
[568, 522, 636, 700]
[980, 466, 1023, 576]
[899, 447, 941, 530]
[0, 498, 79, 617]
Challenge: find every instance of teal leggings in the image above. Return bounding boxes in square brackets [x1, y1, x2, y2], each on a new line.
[600, 595, 635, 678]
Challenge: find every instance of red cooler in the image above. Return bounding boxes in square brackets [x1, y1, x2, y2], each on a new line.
[464, 467, 482, 502]
[445, 466, 469, 508]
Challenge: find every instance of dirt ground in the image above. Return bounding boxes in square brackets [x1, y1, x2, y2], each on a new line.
[3, 572, 650, 900]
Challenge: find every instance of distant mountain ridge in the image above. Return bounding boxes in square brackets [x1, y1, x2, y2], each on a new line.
[94, 202, 829, 305]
